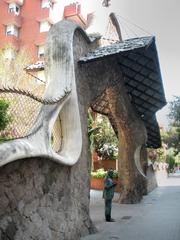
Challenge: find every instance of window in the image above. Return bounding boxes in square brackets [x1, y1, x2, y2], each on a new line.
[38, 45, 45, 58]
[39, 21, 51, 32]
[41, 0, 52, 8]
[8, 3, 20, 15]
[6, 25, 19, 37]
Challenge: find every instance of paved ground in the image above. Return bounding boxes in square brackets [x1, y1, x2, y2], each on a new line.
[82, 171, 180, 240]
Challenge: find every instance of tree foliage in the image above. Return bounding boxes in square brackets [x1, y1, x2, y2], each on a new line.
[166, 148, 175, 172]
[165, 96, 180, 154]
[147, 142, 167, 163]
[0, 44, 41, 92]
[0, 45, 45, 142]
[0, 98, 11, 131]
[0, 98, 11, 142]
[91, 168, 118, 178]
[88, 110, 118, 160]
[161, 127, 180, 154]
[168, 96, 180, 127]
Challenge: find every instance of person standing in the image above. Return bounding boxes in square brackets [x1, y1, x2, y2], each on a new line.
[103, 169, 117, 222]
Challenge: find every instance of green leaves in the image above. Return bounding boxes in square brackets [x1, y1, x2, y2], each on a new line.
[0, 98, 11, 131]
[88, 112, 118, 160]
[91, 168, 118, 178]
[168, 96, 180, 126]
[162, 96, 180, 154]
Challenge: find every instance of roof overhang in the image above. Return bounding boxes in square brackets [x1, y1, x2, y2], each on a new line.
[25, 61, 45, 72]
[79, 36, 166, 148]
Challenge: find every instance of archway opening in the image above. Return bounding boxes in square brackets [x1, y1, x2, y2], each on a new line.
[88, 108, 119, 192]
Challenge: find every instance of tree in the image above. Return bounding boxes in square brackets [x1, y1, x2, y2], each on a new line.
[89, 113, 118, 160]
[147, 142, 167, 163]
[0, 45, 45, 140]
[166, 96, 180, 154]
[168, 96, 180, 127]
[161, 127, 180, 154]
[0, 98, 11, 142]
[0, 44, 44, 95]
[0, 98, 11, 131]
[166, 148, 175, 172]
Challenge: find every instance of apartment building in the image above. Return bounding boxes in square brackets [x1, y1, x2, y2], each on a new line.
[0, 0, 87, 60]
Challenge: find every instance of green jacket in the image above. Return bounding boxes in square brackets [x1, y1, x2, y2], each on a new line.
[103, 177, 115, 200]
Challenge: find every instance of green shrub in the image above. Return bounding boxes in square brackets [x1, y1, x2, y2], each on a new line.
[88, 111, 118, 161]
[91, 168, 119, 178]
[0, 98, 12, 142]
[91, 168, 107, 178]
[166, 152, 175, 172]
[112, 170, 119, 178]
[0, 98, 11, 131]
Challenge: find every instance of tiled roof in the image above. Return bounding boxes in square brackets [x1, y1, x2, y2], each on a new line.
[79, 36, 154, 63]
[79, 36, 166, 148]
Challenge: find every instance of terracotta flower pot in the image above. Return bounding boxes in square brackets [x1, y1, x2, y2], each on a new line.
[90, 177, 120, 192]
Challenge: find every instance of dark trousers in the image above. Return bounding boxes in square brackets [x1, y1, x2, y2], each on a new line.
[105, 199, 112, 221]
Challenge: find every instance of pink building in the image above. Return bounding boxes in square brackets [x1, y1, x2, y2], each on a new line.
[0, 1, 87, 60]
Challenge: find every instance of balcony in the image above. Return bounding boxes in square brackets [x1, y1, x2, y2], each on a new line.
[4, 0, 24, 6]
[36, 8, 54, 24]
[2, 12, 22, 28]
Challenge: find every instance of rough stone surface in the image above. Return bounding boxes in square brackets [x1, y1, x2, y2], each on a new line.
[0, 158, 95, 240]
[80, 36, 166, 149]
[82, 59, 148, 203]
[146, 165, 158, 193]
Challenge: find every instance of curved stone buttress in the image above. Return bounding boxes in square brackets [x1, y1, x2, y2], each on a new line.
[0, 21, 92, 167]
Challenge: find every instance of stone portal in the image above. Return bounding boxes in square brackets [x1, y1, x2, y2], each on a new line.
[0, 15, 166, 239]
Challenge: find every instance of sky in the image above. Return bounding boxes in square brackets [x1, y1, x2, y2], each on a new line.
[58, 0, 180, 127]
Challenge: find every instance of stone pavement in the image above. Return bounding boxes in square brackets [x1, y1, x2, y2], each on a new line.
[82, 171, 180, 240]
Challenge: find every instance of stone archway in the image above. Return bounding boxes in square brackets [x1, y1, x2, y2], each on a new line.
[84, 62, 148, 203]
[0, 15, 166, 239]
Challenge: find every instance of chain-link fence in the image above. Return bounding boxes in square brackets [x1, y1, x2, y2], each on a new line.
[0, 87, 68, 153]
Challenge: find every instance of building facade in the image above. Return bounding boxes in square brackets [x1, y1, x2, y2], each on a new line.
[0, 0, 87, 60]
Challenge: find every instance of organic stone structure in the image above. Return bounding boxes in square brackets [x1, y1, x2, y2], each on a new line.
[0, 21, 98, 240]
[0, 14, 166, 239]
[79, 36, 166, 202]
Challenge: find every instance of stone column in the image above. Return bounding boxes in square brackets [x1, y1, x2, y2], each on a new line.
[106, 83, 147, 203]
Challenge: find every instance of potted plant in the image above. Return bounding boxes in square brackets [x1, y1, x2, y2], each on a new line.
[88, 111, 118, 170]
[91, 168, 119, 191]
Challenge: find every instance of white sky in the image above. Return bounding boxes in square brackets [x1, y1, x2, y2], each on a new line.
[56, 0, 180, 127]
